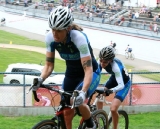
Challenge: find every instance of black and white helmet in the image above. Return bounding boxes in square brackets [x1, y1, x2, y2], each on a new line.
[99, 46, 115, 60]
[48, 6, 73, 30]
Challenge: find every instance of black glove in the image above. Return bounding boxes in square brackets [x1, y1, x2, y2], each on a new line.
[32, 77, 44, 91]
[105, 89, 113, 96]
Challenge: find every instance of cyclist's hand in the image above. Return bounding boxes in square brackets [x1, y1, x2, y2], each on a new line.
[32, 78, 44, 91]
[73, 90, 86, 107]
[105, 89, 113, 96]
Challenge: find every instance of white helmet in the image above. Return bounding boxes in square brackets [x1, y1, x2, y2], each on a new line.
[99, 46, 115, 60]
[48, 6, 73, 30]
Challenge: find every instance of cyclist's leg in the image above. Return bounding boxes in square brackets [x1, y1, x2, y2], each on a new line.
[76, 72, 101, 128]
[62, 76, 84, 129]
[111, 80, 131, 129]
[129, 50, 132, 58]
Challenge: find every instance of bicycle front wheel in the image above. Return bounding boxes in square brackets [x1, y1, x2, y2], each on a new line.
[32, 120, 57, 129]
[82, 109, 108, 129]
[108, 110, 129, 129]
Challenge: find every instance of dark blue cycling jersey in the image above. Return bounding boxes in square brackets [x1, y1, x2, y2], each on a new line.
[45, 30, 98, 77]
[99, 58, 130, 93]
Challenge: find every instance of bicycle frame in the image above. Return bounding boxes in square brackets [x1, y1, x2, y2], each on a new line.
[125, 51, 134, 59]
[87, 87, 129, 129]
[52, 102, 85, 129]
[29, 80, 109, 129]
[91, 92, 112, 120]
[29, 84, 85, 129]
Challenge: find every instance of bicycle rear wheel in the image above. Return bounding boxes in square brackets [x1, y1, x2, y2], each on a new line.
[131, 53, 135, 60]
[32, 120, 57, 129]
[108, 110, 129, 129]
[82, 109, 108, 129]
[125, 52, 129, 59]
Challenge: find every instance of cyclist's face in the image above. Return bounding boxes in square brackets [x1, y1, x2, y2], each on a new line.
[100, 59, 111, 68]
[52, 29, 67, 43]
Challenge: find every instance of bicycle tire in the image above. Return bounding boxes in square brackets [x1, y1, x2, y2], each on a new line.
[131, 53, 135, 60]
[82, 109, 108, 129]
[125, 52, 129, 59]
[32, 120, 57, 129]
[108, 110, 129, 129]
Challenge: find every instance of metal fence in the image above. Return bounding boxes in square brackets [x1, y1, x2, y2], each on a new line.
[0, 71, 160, 107]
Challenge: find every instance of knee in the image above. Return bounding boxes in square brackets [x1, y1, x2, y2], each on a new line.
[97, 101, 103, 109]
[78, 103, 89, 110]
[110, 106, 118, 113]
[63, 109, 74, 119]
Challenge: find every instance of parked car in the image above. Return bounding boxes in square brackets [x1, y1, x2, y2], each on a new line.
[3, 63, 65, 85]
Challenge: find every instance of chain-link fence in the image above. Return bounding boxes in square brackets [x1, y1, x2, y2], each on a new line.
[0, 71, 160, 107]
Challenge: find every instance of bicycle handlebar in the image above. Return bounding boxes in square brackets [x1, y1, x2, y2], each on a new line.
[95, 87, 113, 96]
[32, 84, 72, 101]
[27, 79, 78, 109]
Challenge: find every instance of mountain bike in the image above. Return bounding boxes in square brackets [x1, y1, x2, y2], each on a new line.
[27, 79, 109, 129]
[87, 87, 129, 129]
[125, 51, 135, 60]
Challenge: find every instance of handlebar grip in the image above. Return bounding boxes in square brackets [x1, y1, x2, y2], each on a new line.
[32, 78, 40, 102]
[33, 90, 40, 102]
[105, 89, 113, 96]
[32, 84, 48, 102]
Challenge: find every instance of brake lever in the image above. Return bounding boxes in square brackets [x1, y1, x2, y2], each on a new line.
[71, 96, 76, 109]
[26, 84, 34, 94]
[71, 90, 79, 109]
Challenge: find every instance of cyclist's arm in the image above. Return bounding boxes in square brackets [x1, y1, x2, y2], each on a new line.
[40, 51, 55, 80]
[40, 32, 55, 80]
[81, 56, 93, 92]
[71, 30, 93, 92]
[110, 62, 125, 93]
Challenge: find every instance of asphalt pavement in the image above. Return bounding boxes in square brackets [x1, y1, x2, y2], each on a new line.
[0, 26, 160, 72]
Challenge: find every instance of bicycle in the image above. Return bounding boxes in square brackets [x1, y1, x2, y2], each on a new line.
[125, 51, 135, 60]
[27, 79, 109, 129]
[87, 87, 129, 129]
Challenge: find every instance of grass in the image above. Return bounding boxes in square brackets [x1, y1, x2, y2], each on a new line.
[0, 30, 45, 47]
[139, 70, 160, 82]
[0, 112, 160, 128]
[154, 7, 160, 11]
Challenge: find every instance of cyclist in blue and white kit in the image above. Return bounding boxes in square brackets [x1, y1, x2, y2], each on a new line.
[97, 46, 131, 129]
[33, 6, 100, 129]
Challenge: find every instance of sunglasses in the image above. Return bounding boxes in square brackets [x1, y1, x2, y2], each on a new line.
[99, 59, 111, 64]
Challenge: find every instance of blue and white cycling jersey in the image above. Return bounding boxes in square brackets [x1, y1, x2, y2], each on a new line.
[45, 29, 98, 77]
[99, 58, 130, 93]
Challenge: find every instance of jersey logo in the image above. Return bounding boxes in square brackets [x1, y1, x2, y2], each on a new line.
[67, 45, 74, 53]
[79, 44, 88, 54]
